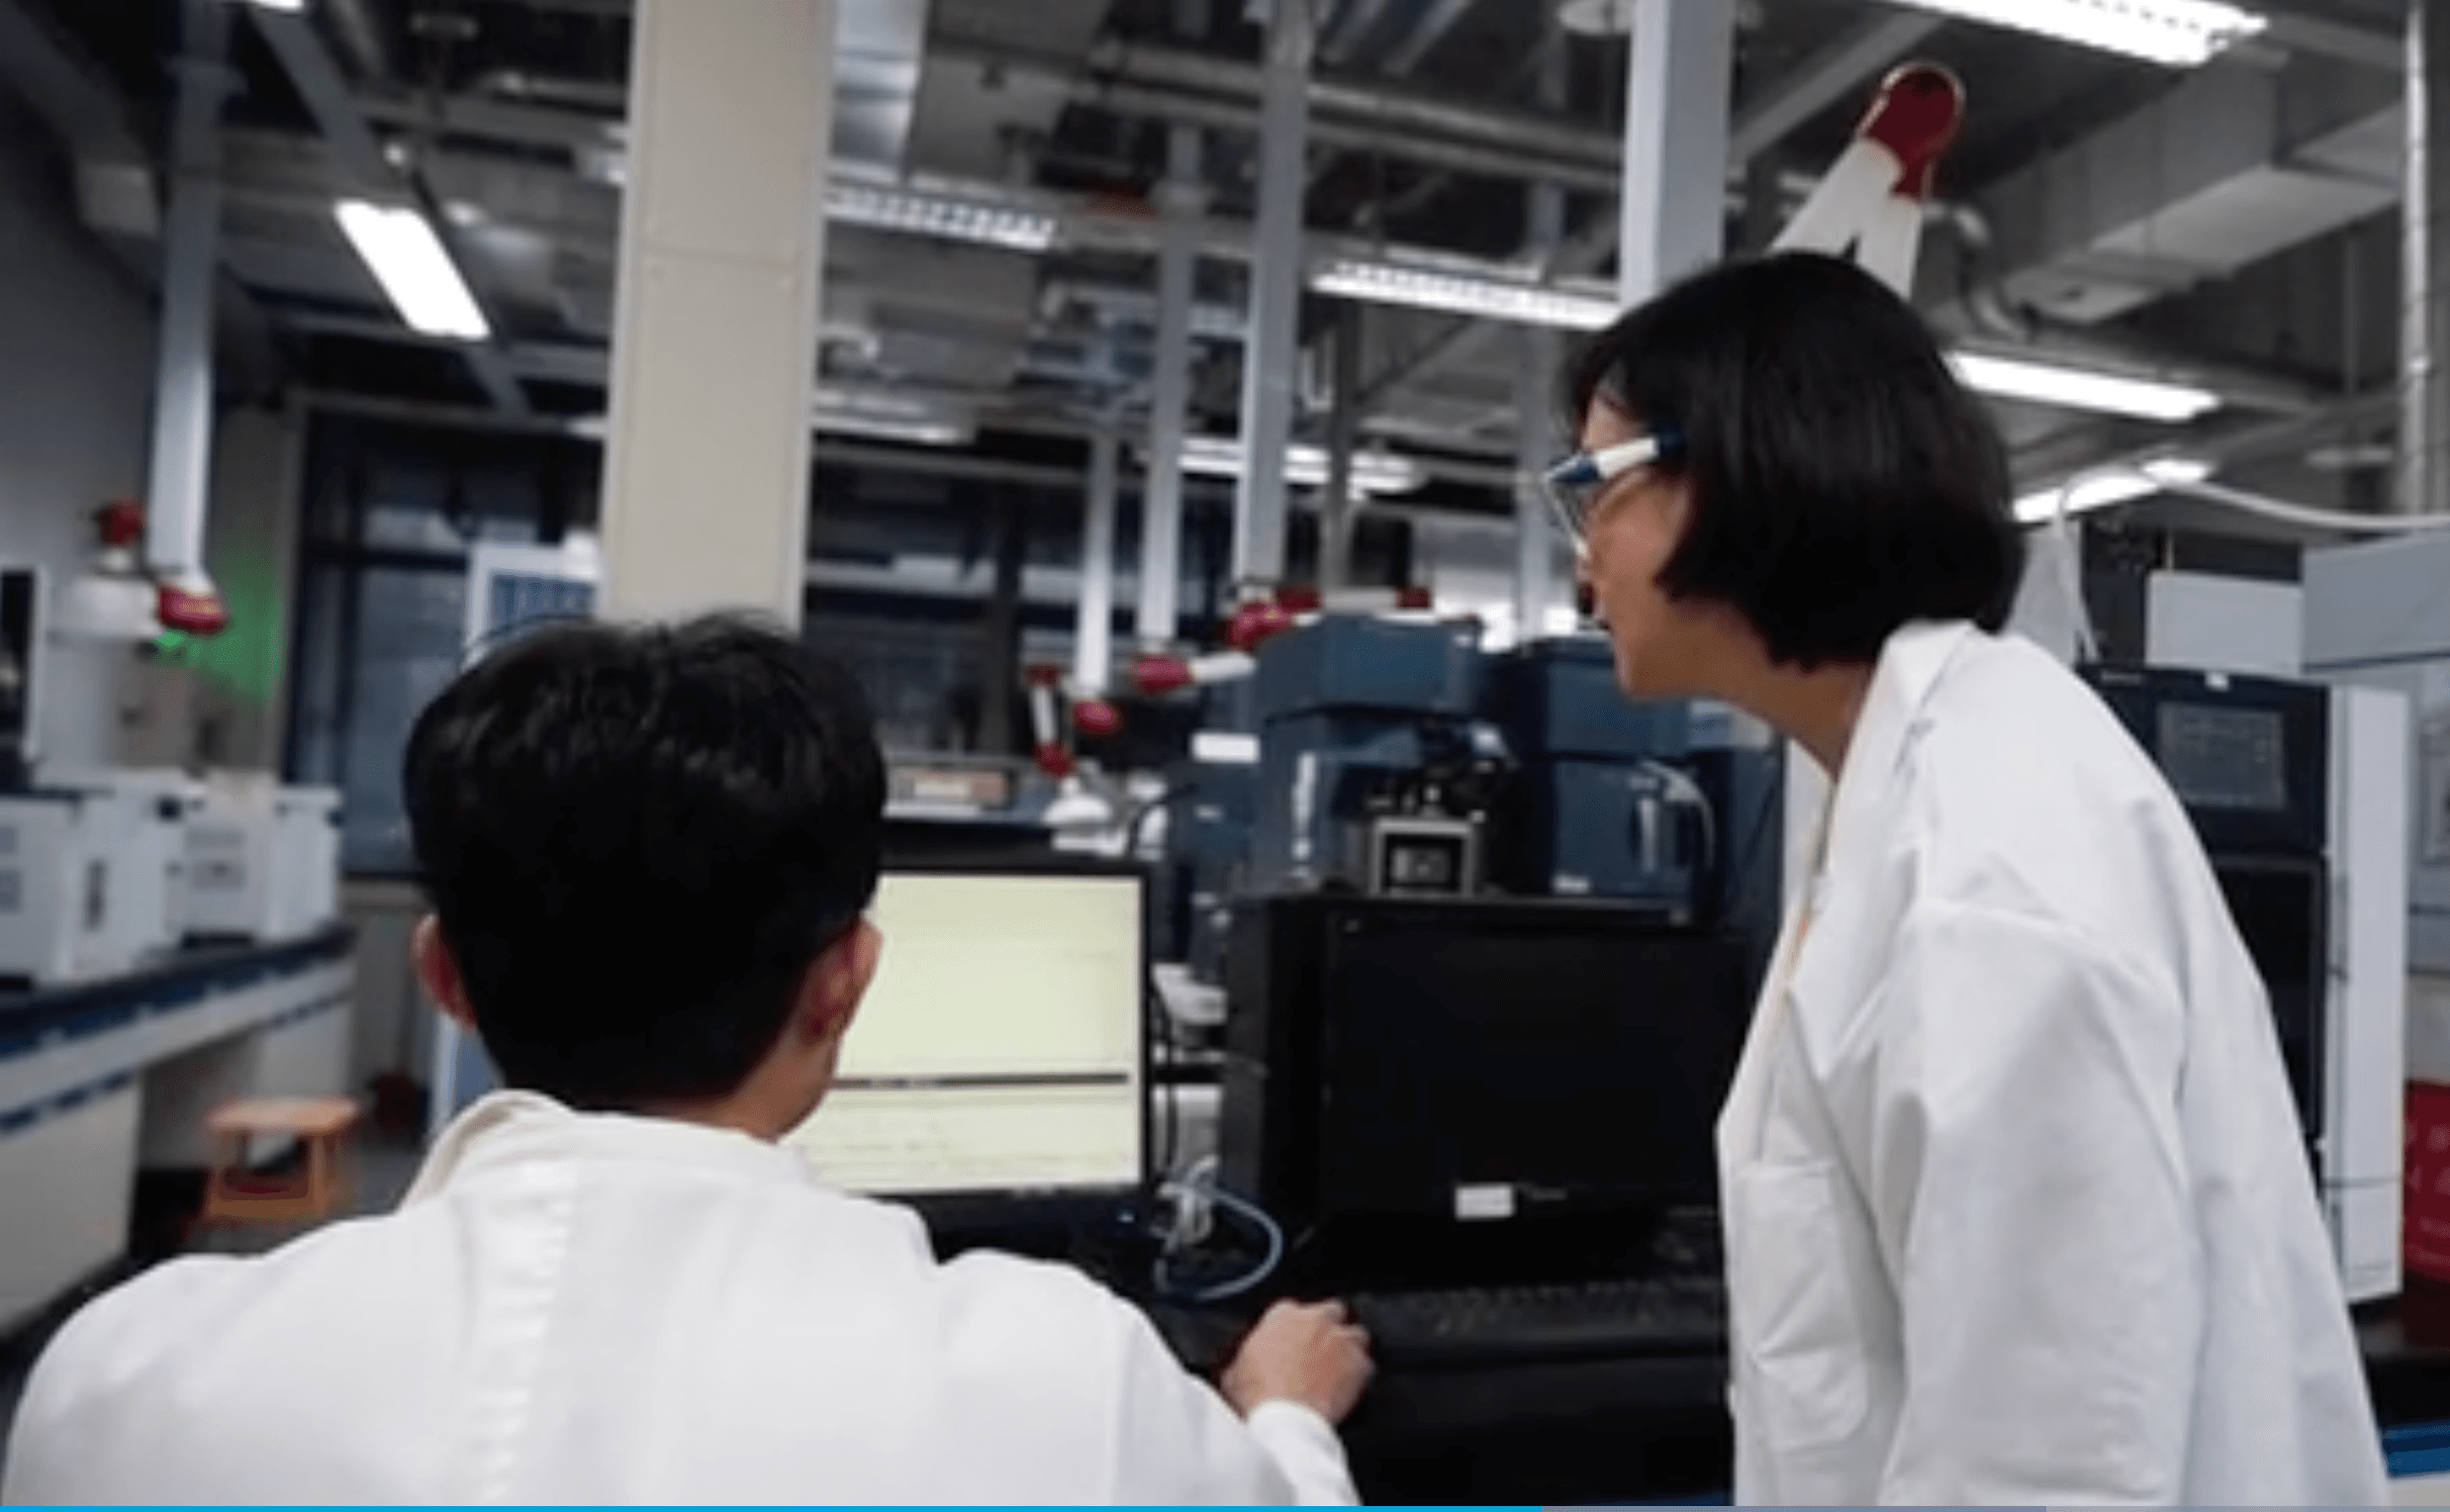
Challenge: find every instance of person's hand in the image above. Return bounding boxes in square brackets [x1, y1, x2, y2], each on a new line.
[1218, 1298, 1374, 1424]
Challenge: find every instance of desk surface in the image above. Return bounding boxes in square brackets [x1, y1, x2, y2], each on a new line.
[0, 926, 355, 1060]
[1142, 1290, 2450, 1503]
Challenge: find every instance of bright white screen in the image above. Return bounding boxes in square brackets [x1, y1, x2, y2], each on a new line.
[783, 872, 1143, 1194]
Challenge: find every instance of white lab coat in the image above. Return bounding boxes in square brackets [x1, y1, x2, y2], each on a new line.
[2, 1091, 1358, 1505]
[1718, 619, 2387, 1505]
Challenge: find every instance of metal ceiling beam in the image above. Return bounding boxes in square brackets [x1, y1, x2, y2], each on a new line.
[355, 89, 622, 151]
[458, 0, 633, 15]
[2262, 13, 2403, 71]
[1318, 0, 1400, 66]
[1729, 12, 1943, 168]
[1357, 210, 1618, 413]
[0, 0, 296, 385]
[1381, 0, 1477, 77]
[296, 387, 576, 435]
[324, 0, 398, 86]
[1084, 72, 1620, 192]
[218, 121, 1603, 295]
[0, 0, 147, 164]
[933, 28, 1616, 171]
[244, 8, 531, 416]
[359, 67, 1622, 197]
[1958, 54, 2403, 331]
[2020, 388, 2400, 498]
[248, 11, 393, 182]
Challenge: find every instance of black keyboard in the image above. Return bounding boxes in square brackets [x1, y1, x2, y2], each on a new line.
[1351, 1273, 1727, 1367]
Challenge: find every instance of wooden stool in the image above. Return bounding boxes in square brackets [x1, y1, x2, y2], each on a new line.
[201, 1096, 360, 1224]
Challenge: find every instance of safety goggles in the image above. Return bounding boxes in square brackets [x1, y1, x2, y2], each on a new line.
[1541, 429, 1681, 557]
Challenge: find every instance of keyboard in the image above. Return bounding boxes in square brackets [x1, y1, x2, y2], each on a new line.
[1351, 1273, 1727, 1367]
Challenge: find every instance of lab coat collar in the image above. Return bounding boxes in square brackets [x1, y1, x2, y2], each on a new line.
[1822, 619, 1980, 880]
[403, 1088, 820, 1207]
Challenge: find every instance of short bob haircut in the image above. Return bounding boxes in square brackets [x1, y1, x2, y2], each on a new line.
[403, 614, 886, 1112]
[1563, 251, 2023, 667]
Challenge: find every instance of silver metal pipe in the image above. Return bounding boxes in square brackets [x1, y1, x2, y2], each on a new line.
[324, 0, 396, 83]
[1137, 125, 1200, 645]
[1322, 305, 1362, 592]
[1381, 0, 1476, 77]
[2401, 0, 2448, 515]
[1061, 70, 1622, 193]
[1076, 428, 1120, 692]
[1230, 0, 1316, 589]
[937, 30, 1617, 169]
[144, 0, 231, 586]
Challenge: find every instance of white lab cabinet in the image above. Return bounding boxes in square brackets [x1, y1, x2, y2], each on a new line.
[41, 767, 199, 975]
[0, 793, 105, 986]
[185, 782, 342, 942]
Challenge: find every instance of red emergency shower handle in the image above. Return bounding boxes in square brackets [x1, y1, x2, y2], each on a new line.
[1857, 62, 1965, 203]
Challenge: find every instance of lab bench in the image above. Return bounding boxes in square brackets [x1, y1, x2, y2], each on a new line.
[0, 926, 355, 1332]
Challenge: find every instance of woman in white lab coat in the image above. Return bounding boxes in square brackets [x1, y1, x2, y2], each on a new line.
[1547, 252, 2387, 1504]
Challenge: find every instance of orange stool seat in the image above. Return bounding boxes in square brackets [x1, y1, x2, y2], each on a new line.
[201, 1096, 360, 1224]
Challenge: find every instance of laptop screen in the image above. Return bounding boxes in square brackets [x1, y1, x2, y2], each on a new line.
[783, 869, 1146, 1196]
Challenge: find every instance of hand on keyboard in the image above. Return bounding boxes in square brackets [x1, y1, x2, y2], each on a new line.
[1220, 1298, 1376, 1424]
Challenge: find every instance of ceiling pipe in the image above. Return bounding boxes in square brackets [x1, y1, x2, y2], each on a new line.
[1068, 72, 1622, 193]
[143, 0, 236, 635]
[470, 68, 628, 115]
[1318, 0, 1400, 65]
[323, 0, 397, 84]
[933, 29, 1618, 171]
[1379, 0, 1477, 77]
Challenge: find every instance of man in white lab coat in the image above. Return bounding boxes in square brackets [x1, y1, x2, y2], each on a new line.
[2, 617, 1369, 1504]
[1546, 252, 2388, 1503]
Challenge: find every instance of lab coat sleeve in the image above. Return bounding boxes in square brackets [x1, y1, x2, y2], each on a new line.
[1104, 1304, 1361, 1505]
[1853, 898, 2200, 1504]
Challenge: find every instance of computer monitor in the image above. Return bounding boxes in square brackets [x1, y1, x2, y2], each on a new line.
[1224, 895, 1747, 1285]
[782, 866, 1147, 1197]
[1315, 904, 1743, 1220]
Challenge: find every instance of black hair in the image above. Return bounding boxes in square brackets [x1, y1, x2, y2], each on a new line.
[402, 614, 886, 1111]
[1563, 251, 2023, 667]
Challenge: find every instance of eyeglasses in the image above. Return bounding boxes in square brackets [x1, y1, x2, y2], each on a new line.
[1541, 429, 1680, 557]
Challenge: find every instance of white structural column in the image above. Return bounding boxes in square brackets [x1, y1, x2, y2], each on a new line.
[1229, 0, 1317, 590]
[1619, 0, 1735, 306]
[1138, 124, 1200, 645]
[599, 0, 837, 624]
[1515, 328, 1562, 638]
[1075, 429, 1120, 693]
[1515, 23, 1568, 637]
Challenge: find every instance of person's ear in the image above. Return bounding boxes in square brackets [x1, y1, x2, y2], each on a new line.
[412, 915, 478, 1032]
[1660, 474, 1695, 536]
[797, 917, 882, 1047]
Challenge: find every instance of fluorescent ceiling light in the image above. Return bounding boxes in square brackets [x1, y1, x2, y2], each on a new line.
[571, 387, 976, 450]
[1311, 257, 1618, 332]
[812, 413, 972, 448]
[810, 384, 975, 447]
[1176, 436, 1428, 495]
[333, 200, 490, 341]
[1950, 351, 2219, 424]
[2015, 457, 2213, 524]
[1880, 0, 2265, 67]
[826, 183, 1057, 253]
[223, 0, 306, 11]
